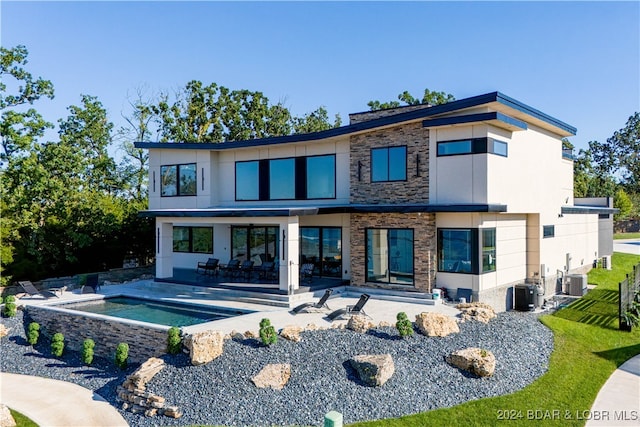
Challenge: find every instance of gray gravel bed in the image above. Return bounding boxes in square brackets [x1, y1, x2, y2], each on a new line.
[1, 309, 553, 426]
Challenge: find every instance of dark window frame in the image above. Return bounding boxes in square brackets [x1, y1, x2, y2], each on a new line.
[370, 146, 408, 183]
[543, 225, 555, 238]
[234, 154, 337, 201]
[365, 227, 415, 286]
[437, 228, 481, 275]
[160, 163, 197, 197]
[172, 226, 213, 254]
[437, 138, 508, 157]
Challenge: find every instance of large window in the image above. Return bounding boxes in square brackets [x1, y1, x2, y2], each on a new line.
[173, 226, 213, 253]
[371, 146, 407, 182]
[438, 229, 477, 274]
[235, 155, 336, 201]
[482, 228, 496, 272]
[366, 228, 414, 285]
[161, 163, 196, 196]
[437, 138, 508, 157]
[231, 226, 279, 266]
[300, 227, 342, 278]
[235, 161, 259, 201]
[269, 158, 295, 200]
[307, 155, 336, 199]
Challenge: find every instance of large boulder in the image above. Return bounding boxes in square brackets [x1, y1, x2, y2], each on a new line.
[279, 325, 302, 342]
[456, 302, 497, 324]
[446, 347, 496, 377]
[0, 403, 16, 427]
[183, 330, 225, 366]
[0, 324, 9, 339]
[347, 315, 374, 333]
[124, 357, 165, 390]
[415, 312, 460, 337]
[349, 354, 395, 387]
[251, 364, 291, 390]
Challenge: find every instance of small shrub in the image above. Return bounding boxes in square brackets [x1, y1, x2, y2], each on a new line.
[82, 338, 95, 365]
[396, 312, 414, 337]
[3, 295, 16, 318]
[259, 318, 277, 346]
[115, 342, 129, 369]
[27, 322, 40, 345]
[480, 348, 488, 358]
[51, 333, 65, 357]
[167, 327, 182, 355]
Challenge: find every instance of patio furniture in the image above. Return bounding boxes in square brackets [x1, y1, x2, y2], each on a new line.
[326, 293, 370, 320]
[81, 274, 100, 294]
[196, 258, 219, 275]
[235, 260, 255, 281]
[254, 261, 276, 282]
[300, 263, 315, 284]
[290, 288, 333, 314]
[220, 259, 241, 278]
[18, 281, 58, 299]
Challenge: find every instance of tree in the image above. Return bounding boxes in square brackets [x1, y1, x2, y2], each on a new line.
[614, 188, 633, 220]
[588, 113, 640, 194]
[0, 45, 54, 163]
[573, 146, 617, 198]
[368, 88, 455, 111]
[292, 106, 341, 134]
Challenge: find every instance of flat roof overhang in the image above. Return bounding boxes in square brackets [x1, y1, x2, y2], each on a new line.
[139, 203, 508, 218]
[561, 206, 619, 215]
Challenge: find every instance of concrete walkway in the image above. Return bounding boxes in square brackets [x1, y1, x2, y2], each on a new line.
[0, 372, 128, 427]
[586, 354, 640, 426]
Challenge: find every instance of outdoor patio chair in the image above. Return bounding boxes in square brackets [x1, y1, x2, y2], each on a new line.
[235, 260, 254, 281]
[220, 259, 241, 278]
[196, 258, 219, 275]
[81, 273, 100, 294]
[300, 263, 315, 284]
[290, 288, 333, 314]
[254, 261, 276, 282]
[326, 293, 370, 320]
[18, 281, 58, 299]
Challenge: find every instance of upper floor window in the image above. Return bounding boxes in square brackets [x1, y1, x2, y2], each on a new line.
[161, 163, 196, 197]
[235, 154, 336, 201]
[437, 138, 508, 157]
[371, 146, 407, 182]
[307, 155, 336, 199]
[543, 225, 555, 238]
[236, 161, 259, 201]
[269, 158, 295, 200]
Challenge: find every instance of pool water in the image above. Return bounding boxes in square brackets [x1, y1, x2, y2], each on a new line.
[65, 297, 249, 327]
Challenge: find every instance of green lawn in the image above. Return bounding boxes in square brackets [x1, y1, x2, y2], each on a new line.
[10, 409, 37, 427]
[614, 232, 640, 240]
[352, 252, 640, 427]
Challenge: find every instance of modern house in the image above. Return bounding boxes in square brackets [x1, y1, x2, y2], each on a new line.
[135, 91, 615, 311]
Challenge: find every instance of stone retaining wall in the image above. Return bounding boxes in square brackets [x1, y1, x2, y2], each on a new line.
[26, 304, 169, 363]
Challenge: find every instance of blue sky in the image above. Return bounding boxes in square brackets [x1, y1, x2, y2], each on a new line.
[2, 1, 638, 153]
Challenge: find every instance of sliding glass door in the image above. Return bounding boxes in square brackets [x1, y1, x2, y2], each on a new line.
[231, 226, 279, 266]
[300, 227, 342, 278]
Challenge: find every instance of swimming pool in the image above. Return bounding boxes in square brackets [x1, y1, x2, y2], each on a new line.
[63, 296, 251, 327]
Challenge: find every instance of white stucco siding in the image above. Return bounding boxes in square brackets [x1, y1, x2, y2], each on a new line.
[486, 124, 573, 214]
[539, 214, 599, 277]
[216, 137, 350, 206]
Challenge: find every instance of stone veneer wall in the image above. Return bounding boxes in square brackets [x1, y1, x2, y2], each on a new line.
[26, 305, 169, 363]
[348, 104, 431, 125]
[350, 122, 430, 204]
[350, 213, 436, 292]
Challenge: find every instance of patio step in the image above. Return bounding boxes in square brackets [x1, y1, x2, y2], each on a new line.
[143, 281, 291, 307]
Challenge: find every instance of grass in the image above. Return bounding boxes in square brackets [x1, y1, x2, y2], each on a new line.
[351, 252, 640, 427]
[10, 409, 38, 427]
[614, 232, 640, 240]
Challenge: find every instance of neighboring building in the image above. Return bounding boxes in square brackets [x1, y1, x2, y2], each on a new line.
[135, 91, 616, 311]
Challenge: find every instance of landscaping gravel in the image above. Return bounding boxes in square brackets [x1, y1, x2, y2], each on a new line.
[1, 308, 553, 427]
